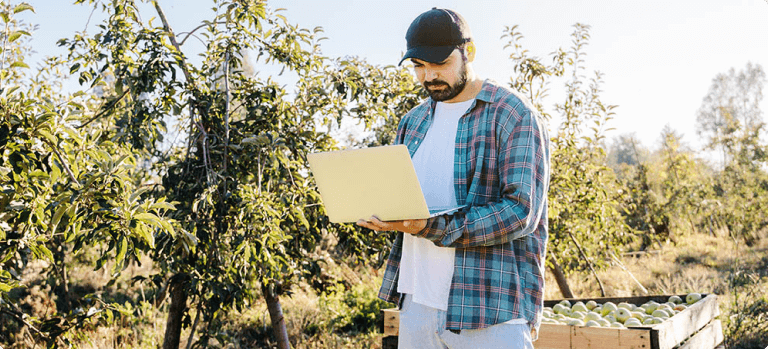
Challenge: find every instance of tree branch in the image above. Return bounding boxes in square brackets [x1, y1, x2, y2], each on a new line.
[178, 21, 227, 46]
[42, 138, 79, 185]
[0, 307, 45, 337]
[567, 230, 607, 297]
[152, 1, 193, 84]
[75, 90, 129, 129]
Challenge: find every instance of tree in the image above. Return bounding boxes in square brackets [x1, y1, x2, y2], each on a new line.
[503, 23, 630, 298]
[696, 63, 768, 244]
[1, 1, 177, 347]
[58, 1, 422, 348]
[696, 62, 766, 168]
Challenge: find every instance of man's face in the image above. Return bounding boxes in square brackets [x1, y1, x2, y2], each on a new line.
[411, 49, 468, 102]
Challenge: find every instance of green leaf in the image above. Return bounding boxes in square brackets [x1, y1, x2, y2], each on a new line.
[134, 212, 162, 229]
[37, 129, 57, 146]
[10, 61, 29, 69]
[114, 236, 127, 273]
[50, 162, 61, 183]
[0, 13, 9, 23]
[13, 3, 35, 14]
[32, 244, 54, 262]
[129, 187, 151, 204]
[8, 31, 23, 43]
[150, 201, 176, 211]
[51, 202, 68, 235]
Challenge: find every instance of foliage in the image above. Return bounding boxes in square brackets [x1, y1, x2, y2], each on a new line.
[1, 1, 177, 346]
[723, 273, 768, 349]
[617, 127, 716, 248]
[319, 282, 388, 335]
[696, 62, 768, 244]
[53, 0, 422, 347]
[503, 23, 630, 282]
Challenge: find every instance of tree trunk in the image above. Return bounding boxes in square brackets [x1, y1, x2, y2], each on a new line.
[53, 238, 71, 313]
[163, 275, 189, 349]
[548, 255, 574, 298]
[263, 284, 291, 349]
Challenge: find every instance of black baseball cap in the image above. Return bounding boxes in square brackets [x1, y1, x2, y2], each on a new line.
[399, 8, 473, 66]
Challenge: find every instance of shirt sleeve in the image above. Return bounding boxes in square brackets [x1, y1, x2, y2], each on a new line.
[414, 101, 550, 248]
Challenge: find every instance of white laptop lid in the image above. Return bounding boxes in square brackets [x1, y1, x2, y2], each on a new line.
[307, 145, 461, 223]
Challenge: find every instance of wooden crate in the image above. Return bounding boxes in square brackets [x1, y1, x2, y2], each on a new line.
[537, 294, 723, 349]
[380, 294, 723, 349]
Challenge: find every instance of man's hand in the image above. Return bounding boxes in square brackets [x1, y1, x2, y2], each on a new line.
[356, 216, 427, 235]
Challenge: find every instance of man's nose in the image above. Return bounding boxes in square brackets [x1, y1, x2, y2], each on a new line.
[424, 68, 438, 81]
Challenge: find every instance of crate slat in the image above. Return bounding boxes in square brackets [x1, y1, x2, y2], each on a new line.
[652, 294, 720, 349]
[573, 326, 650, 349]
[383, 294, 722, 349]
[382, 308, 400, 337]
[677, 320, 724, 349]
[536, 324, 651, 349]
[534, 323, 571, 349]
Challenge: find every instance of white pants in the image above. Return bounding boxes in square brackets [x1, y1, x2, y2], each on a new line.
[398, 294, 534, 349]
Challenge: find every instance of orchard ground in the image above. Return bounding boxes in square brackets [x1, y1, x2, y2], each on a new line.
[5, 228, 766, 349]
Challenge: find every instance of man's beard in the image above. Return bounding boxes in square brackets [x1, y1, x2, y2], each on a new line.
[423, 62, 468, 102]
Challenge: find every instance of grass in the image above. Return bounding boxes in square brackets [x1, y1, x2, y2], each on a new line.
[3, 230, 766, 348]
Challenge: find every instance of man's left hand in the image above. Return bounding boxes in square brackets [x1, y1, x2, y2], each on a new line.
[356, 216, 427, 235]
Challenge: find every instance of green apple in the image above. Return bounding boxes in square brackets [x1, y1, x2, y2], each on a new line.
[615, 308, 632, 323]
[597, 318, 611, 327]
[572, 302, 588, 313]
[642, 301, 659, 314]
[601, 302, 618, 316]
[586, 300, 598, 310]
[559, 300, 572, 308]
[567, 319, 585, 326]
[618, 302, 633, 310]
[585, 312, 602, 322]
[686, 293, 703, 305]
[668, 295, 683, 304]
[652, 309, 669, 319]
[610, 322, 624, 328]
[605, 314, 617, 323]
[624, 318, 642, 327]
[673, 304, 687, 311]
[585, 320, 600, 327]
[571, 311, 586, 319]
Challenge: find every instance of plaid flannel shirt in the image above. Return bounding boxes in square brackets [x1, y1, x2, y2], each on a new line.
[378, 79, 550, 332]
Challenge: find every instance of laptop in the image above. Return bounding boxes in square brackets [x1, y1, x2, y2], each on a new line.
[307, 145, 465, 223]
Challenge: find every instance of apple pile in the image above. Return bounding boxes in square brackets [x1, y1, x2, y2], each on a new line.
[541, 293, 704, 328]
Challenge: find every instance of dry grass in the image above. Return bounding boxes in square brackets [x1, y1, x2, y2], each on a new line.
[545, 230, 768, 349]
[5, 230, 766, 348]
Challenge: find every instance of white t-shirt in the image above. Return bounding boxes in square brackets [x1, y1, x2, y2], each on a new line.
[397, 98, 528, 325]
[397, 99, 472, 310]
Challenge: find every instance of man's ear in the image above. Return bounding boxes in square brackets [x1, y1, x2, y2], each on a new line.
[465, 42, 476, 62]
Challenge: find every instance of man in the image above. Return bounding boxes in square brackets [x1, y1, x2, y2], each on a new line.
[356, 8, 550, 349]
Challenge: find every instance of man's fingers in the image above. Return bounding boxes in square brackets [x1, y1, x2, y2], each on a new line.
[356, 217, 390, 231]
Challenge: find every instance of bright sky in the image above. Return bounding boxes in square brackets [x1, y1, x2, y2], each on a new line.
[22, 0, 768, 152]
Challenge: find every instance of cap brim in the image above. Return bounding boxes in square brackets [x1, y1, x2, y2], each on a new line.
[399, 45, 456, 66]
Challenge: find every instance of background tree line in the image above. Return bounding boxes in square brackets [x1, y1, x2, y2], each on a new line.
[1, 1, 766, 348]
